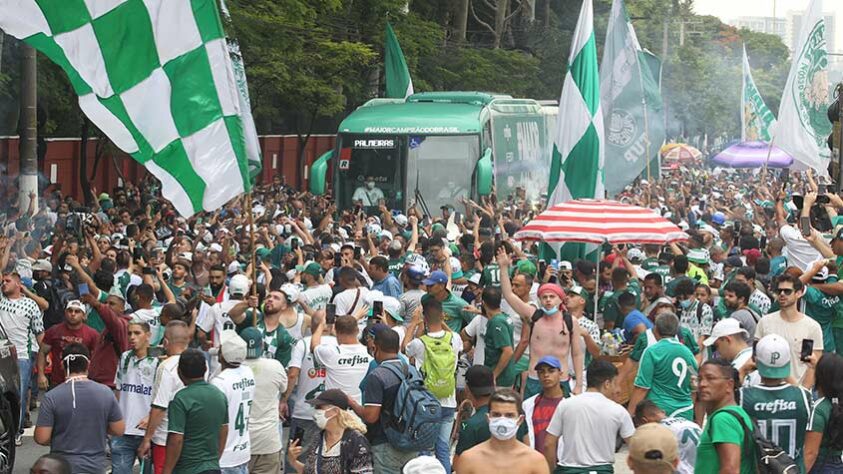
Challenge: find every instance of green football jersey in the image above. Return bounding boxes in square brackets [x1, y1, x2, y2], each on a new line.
[740, 384, 812, 473]
[480, 263, 501, 287]
[634, 338, 698, 420]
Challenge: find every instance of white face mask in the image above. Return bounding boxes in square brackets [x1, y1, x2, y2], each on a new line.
[313, 408, 335, 429]
[488, 416, 520, 440]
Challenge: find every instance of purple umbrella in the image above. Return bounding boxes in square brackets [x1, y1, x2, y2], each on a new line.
[711, 141, 794, 169]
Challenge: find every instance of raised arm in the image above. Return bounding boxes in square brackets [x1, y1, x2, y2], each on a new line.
[497, 248, 535, 319]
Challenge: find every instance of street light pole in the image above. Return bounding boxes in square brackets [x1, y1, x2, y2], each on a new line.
[19, 43, 38, 211]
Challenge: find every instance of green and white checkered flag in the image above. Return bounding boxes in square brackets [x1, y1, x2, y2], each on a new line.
[0, 0, 259, 216]
[542, 0, 604, 261]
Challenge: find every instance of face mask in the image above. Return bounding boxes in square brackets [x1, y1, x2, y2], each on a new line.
[489, 416, 520, 440]
[541, 306, 559, 316]
[313, 409, 335, 429]
[679, 299, 692, 309]
[367, 181, 375, 190]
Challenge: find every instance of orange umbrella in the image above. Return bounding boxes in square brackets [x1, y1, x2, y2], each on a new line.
[660, 143, 702, 161]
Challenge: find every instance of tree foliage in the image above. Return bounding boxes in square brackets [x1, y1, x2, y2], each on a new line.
[0, 0, 792, 145]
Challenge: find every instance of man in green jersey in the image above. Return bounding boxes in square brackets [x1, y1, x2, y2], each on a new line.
[163, 348, 228, 474]
[453, 365, 494, 470]
[229, 290, 296, 366]
[601, 264, 641, 331]
[420, 271, 474, 333]
[481, 287, 516, 388]
[629, 313, 698, 421]
[696, 358, 755, 474]
[740, 334, 812, 472]
[799, 260, 840, 352]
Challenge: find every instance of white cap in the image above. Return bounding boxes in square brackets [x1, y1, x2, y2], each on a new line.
[382, 296, 402, 320]
[229, 274, 251, 297]
[810, 259, 830, 282]
[219, 330, 247, 365]
[66, 300, 86, 312]
[703, 318, 748, 347]
[379, 230, 393, 241]
[468, 273, 482, 285]
[279, 283, 300, 303]
[402, 455, 446, 474]
[559, 260, 573, 271]
[755, 334, 793, 378]
[627, 248, 645, 263]
[209, 243, 223, 253]
[394, 214, 408, 226]
[227, 260, 241, 275]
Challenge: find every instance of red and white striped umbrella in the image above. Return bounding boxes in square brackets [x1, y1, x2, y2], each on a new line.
[514, 199, 688, 245]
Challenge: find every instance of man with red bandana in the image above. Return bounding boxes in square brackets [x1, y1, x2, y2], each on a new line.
[498, 249, 585, 399]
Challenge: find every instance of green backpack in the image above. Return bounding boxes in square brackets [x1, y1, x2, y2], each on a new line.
[419, 331, 457, 399]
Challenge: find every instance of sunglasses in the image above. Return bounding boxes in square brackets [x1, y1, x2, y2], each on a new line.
[776, 288, 795, 295]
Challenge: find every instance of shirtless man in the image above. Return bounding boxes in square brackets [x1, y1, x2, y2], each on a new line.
[455, 388, 550, 474]
[498, 249, 584, 399]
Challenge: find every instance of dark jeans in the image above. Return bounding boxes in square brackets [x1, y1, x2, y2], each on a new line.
[811, 457, 843, 474]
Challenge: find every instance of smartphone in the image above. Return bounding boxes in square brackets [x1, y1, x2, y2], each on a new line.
[291, 239, 299, 251]
[454, 211, 462, 224]
[800, 216, 812, 238]
[78, 283, 89, 296]
[148, 346, 164, 359]
[325, 303, 337, 325]
[550, 259, 559, 271]
[538, 259, 547, 278]
[372, 301, 383, 319]
[290, 426, 305, 445]
[800, 339, 814, 362]
[780, 168, 790, 190]
[334, 253, 342, 267]
[354, 247, 362, 260]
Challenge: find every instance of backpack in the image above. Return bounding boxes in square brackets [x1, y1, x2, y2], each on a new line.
[711, 408, 798, 474]
[44, 280, 73, 329]
[381, 361, 443, 451]
[418, 331, 457, 399]
[529, 309, 575, 344]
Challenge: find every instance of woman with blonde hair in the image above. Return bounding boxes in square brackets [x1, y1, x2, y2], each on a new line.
[288, 389, 373, 474]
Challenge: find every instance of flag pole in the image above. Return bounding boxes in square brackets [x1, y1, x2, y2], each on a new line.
[245, 192, 258, 327]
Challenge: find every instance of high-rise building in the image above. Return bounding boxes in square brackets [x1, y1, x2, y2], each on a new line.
[787, 10, 835, 54]
[732, 16, 788, 45]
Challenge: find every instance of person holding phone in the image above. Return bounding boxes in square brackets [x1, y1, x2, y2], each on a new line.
[754, 274, 823, 388]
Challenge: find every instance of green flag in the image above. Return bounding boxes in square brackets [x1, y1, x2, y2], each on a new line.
[542, 0, 604, 261]
[599, 0, 665, 196]
[772, 0, 832, 172]
[384, 22, 414, 99]
[0, 0, 257, 216]
[741, 44, 776, 142]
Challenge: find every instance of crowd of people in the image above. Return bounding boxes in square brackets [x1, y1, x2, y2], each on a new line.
[4, 165, 843, 473]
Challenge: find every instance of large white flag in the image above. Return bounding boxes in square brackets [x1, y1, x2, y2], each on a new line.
[542, 0, 603, 261]
[773, 0, 832, 172]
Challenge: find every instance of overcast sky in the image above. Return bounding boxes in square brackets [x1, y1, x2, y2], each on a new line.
[693, 0, 842, 48]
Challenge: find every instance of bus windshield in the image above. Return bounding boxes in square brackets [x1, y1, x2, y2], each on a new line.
[336, 135, 404, 211]
[407, 135, 479, 212]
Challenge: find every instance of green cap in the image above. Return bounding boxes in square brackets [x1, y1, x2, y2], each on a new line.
[255, 247, 271, 260]
[303, 262, 323, 277]
[431, 223, 446, 233]
[515, 259, 537, 277]
[240, 327, 263, 359]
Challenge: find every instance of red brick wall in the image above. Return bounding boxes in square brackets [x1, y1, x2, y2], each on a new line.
[0, 135, 335, 201]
